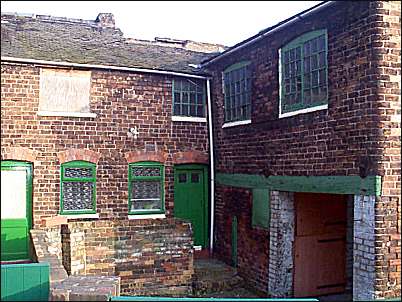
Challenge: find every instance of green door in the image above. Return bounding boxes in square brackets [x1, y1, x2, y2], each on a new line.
[1, 161, 33, 262]
[174, 165, 208, 248]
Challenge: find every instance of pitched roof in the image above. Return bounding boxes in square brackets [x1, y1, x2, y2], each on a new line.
[1, 13, 217, 75]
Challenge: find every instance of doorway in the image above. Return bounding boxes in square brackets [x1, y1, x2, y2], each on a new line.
[1, 161, 33, 262]
[174, 164, 208, 248]
[294, 192, 347, 297]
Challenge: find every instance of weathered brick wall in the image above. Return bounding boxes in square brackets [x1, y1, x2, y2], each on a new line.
[371, 1, 401, 299]
[63, 219, 193, 296]
[206, 1, 400, 298]
[214, 186, 269, 293]
[0, 64, 209, 225]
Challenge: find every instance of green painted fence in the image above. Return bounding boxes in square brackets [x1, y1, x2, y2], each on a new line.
[1, 262, 49, 301]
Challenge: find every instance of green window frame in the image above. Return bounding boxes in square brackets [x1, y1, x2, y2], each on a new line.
[172, 79, 206, 117]
[223, 61, 252, 123]
[252, 188, 270, 229]
[280, 29, 328, 115]
[60, 160, 96, 215]
[128, 162, 165, 215]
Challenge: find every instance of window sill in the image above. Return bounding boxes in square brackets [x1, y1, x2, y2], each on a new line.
[279, 104, 328, 118]
[172, 116, 207, 123]
[59, 213, 99, 219]
[37, 111, 97, 118]
[128, 213, 166, 220]
[222, 119, 251, 128]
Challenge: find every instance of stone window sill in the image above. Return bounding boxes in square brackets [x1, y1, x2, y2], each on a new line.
[279, 104, 328, 118]
[37, 111, 97, 118]
[172, 116, 207, 123]
[222, 119, 251, 128]
[128, 214, 166, 220]
[60, 213, 100, 219]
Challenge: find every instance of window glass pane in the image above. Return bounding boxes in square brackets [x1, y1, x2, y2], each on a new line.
[295, 47, 301, 60]
[196, 105, 204, 117]
[296, 61, 301, 75]
[284, 51, 290, 63]
[319, 87, 327, 101]
[174, 92, 181, 104]
[311, 55, 318, 70]
[182, 105, 189, 116]
[191, 173, 200, 183]
[318, 35, 325, 51]
[63, 182, 93, 211]
[304, 42, 311, 57]
[174, 104, 180, 115]
[311, 38, 318, 53]
[189, 92, 196, 104]
[190, 105, 196, 116]
[132, 166, 161, 177]
[319, 69, 327, 86]
[304, 57, 311, 73]
[182, 81, 188, 91]
[132, 180, 160, 200]
[312, 87, 320, 102]
[304, 74, 311, 89]
[197, 93, 204, 104]
[178, 173, 187, 183]
[311, 70, 319, 87]
[182, 93, 189, 103]
[318, 52, 326, 67]
[290, 49, 295, 61]
[304, 90, 311, 103]
[64, 167, 93, 178]
[284, 64, 290, 78]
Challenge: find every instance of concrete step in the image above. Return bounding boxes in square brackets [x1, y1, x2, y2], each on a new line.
[192, 258, 244, 295]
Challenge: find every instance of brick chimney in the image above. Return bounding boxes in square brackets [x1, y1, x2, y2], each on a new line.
[95, 13, 115, 28]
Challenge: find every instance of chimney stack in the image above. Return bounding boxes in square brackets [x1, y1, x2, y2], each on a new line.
[96, 13, 115, 28]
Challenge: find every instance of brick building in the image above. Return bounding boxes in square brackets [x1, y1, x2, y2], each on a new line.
[1, 1, 400, 300]
[202, 1, 400, 300]
[1, 12, 216, 295]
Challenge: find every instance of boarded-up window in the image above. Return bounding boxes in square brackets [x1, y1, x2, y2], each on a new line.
[252, 188, 270, 229]
[39, 69, 91, 113]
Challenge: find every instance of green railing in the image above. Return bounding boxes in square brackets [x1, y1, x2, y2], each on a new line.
[1, 262, 49, 301]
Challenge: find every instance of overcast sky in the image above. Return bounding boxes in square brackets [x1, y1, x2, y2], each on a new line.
[1, 1, 323, 46]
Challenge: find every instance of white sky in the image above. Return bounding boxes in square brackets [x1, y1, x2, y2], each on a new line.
[1, 1, 323, 47]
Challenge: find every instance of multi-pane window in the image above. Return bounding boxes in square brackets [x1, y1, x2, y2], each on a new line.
[173, 79, 205, 117]
[128, 162, 164, 214]
[280, 29, 328, 115]
[60, 161, 96, 214]
[223, 61, 252, 123]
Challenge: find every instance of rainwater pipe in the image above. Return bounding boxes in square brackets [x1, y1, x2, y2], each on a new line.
[206, 78, 215, 254]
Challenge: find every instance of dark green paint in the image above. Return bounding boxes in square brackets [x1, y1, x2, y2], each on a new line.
[60, 160, 96, 215]
[1, 161, 33, 261]
[174, 164, 208, 247]
[252, 189, 270, 229]
[231, 216, 238, 267]
[216, 173, 382, 196]
[1, 262, 50, 301]
[128, 161, 165, 215]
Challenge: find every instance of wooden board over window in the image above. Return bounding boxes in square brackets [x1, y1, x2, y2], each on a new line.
[39, 68, 91, 113]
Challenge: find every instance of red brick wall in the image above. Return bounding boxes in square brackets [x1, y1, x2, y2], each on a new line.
[1, 64, 209, 226]
[206, 1, 400, 297]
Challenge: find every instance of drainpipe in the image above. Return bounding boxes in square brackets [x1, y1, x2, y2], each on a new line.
[206, 78, 215, 254]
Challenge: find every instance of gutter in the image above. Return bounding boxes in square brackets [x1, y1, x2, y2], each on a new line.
[206, 79, 215, 254]
[201, 1, 335, 67]
[1, 56, 210, 80]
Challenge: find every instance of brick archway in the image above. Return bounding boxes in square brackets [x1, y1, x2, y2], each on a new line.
[1, 146, 38, 163]
[57, 148, 101, 164]
[172, 151, 209, 165]
[124, 150, 168, 163]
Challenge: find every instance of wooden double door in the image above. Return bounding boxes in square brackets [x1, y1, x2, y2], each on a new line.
[294, 193, 347, 297]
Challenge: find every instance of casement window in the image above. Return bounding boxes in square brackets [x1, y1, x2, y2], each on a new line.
[172, 79, 206, 118]
[252, 188, 270, 229]
[38, 68, 96, 117]
[223, 61, 252, 123]
[60, 161, 96, 214]
[279, 29, 328, 117]
[128, 162, 164, 215]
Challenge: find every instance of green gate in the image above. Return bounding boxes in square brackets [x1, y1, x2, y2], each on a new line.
[1, 262, 50, 301]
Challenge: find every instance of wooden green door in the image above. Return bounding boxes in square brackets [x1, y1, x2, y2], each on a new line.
[174, 165, 208, 248]
[1, 161, 33, 262]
